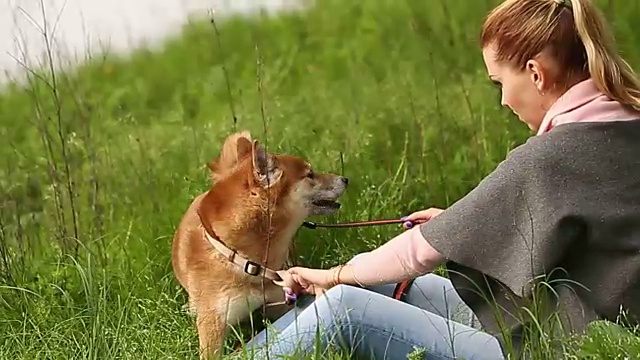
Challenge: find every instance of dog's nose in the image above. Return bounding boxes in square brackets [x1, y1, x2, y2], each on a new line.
[341, 177, 349, 186]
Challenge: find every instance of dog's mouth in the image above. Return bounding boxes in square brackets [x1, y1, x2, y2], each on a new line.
[311, 199, 341, 210]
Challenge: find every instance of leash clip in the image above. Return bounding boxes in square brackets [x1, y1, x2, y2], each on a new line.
[302, 221, 317, 229]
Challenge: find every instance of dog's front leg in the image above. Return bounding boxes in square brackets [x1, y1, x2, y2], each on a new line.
[196, 308, 226, 360]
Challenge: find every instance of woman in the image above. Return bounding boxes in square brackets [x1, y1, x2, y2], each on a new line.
[246, 0, 640, 358]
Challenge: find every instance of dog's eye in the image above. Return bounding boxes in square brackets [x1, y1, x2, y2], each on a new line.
[306, 171, 314, 179]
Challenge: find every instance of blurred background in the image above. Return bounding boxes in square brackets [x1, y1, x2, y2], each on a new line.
[1, 0, 305, 83]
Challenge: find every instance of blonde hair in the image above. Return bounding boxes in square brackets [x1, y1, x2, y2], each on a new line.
[481, 0, 640, 112]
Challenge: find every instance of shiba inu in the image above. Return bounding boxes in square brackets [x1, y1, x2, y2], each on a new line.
[171, 130, 348, 358]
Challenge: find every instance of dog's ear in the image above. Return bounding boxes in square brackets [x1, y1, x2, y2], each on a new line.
[207, 131, 253, 182]
[251, 140, 282, 188]
[236, 136, 253, 160]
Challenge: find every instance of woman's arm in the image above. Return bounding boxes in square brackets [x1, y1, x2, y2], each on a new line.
[337, 225, 446, 287]
[280, 209, 447, 294]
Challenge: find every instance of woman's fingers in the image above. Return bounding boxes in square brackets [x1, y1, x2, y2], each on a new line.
[314, 287, 328, 299]
[288, 267, 334, 288]
[274, 270, 294, 287]
[401, 208, 444, 229]
[401, 220, 414, 230]
[274, 269, 304, 297]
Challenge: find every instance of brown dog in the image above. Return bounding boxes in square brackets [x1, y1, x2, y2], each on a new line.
[171, 130, 348, 359]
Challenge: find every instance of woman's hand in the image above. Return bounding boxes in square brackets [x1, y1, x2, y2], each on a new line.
[401, 207, 444, 229]
[275, 265, 351, 299]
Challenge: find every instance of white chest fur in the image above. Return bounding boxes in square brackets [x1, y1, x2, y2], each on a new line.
[216, 282, 284, 326]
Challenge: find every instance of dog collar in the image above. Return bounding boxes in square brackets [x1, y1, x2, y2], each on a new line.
[202, 227, 283, 282]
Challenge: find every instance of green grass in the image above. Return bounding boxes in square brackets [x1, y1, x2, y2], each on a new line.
[1, 0, 640, 358]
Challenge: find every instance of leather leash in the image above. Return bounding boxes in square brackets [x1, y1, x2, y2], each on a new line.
[301, 218, 415, 302]
[302, 218, 406, 229]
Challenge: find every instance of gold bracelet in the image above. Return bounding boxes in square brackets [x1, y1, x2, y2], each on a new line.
[335, 264, 345, 285]
[330, 264, 345, 288]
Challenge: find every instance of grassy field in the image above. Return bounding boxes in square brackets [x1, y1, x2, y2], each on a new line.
[1, 0, 640, 358]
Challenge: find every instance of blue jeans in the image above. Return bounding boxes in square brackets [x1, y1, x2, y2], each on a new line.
[243, 273, 505, 359]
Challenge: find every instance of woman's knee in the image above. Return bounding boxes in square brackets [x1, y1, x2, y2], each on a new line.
[311, 284, 375, 325]
[411, 273, 455, 294]
[320, 284, 366, 311]
[295, 285, 366, 342]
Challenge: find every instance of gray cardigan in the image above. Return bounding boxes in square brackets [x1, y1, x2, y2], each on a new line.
[419, 119, 640, 357]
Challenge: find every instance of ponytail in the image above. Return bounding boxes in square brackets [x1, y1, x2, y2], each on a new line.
[481, 0, 640, 111]
[570, 0, 640, 111]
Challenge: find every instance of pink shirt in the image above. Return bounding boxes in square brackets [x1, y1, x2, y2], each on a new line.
[348, 78, 640, 286]
[537, 78, 640, 136]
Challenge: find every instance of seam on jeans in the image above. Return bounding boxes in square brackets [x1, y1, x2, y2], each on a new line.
[317, 311, 493, 359]
[264, 310, 491, 359]
[294, 309, 441, 358]
[297, 313, 349, 356]
[336, 322, 456, 360]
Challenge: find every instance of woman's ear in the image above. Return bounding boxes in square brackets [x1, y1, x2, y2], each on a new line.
[526, 59, 546, 94]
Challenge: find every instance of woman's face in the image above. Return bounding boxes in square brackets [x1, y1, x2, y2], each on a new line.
[482, 45, 557, 131]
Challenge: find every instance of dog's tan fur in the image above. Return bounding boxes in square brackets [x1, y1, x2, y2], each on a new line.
[171, 131, 348, 359]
